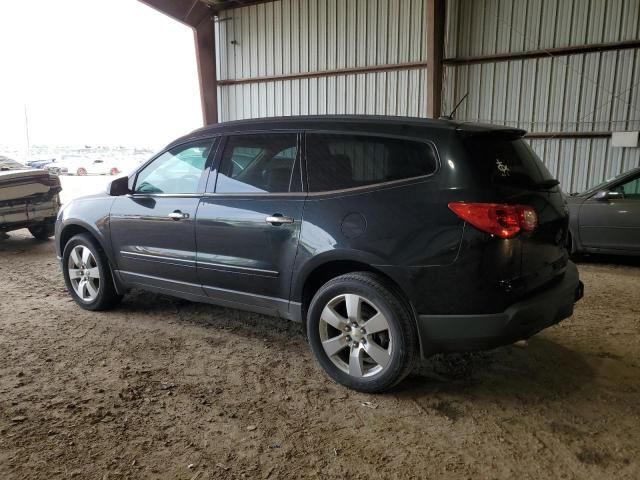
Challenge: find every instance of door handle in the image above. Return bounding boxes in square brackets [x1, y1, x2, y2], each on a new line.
[168, 211, 190, 220]
[266, 214, 294, 225]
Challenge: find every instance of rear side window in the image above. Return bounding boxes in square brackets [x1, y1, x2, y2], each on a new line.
[306, 134, 438, 192]
[461, 136, 555, 188]
[215, 134, 299, 193]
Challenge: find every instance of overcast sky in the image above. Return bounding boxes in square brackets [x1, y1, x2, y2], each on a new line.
[0, 0, 202, 151]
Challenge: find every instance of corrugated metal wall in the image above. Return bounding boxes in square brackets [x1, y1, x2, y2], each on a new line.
[215, 0, 429, 120]
[529, 137, 640, 193]
[443, 0, 640, 192]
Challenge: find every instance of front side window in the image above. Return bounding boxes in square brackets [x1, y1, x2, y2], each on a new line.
[134, 140, 213, 194]
[215, 134, 298, 193]
[613, 175, 640, 199]
[306, 134, 438, 192]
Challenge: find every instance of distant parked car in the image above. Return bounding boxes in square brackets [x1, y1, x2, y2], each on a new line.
[56, 116, 583, 393]
[25, 158, 56, 169]
[566, 167, 640, 256]
[58, 156, 120, 176]
[0, 155, 61, 239]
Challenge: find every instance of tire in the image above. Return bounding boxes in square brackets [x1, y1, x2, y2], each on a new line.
[28, 221, 55, 240]
[77, 167, 87, 176]
[62, 233, 122, 311]
[307, 272, 418, 393]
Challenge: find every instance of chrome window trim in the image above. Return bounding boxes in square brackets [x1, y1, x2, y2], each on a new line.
[127, 193, 203, 199]
[201, 192, 307, 198]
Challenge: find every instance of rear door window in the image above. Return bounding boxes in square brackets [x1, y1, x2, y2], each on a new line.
[215, 134, 299, 194]
[461, 135, 555, 188]
[306, 134, 438, 192]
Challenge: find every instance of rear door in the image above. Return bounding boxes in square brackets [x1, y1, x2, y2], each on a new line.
[195, 132, 304, 316]
[579, 172, 640, 252]
[109, 139, 215, 296]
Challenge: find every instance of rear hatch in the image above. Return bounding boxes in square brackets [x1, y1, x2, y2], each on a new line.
[0, 169, 60, 202]
[459, 132, 569, 297]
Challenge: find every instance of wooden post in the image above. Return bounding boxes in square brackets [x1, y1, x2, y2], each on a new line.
[194, 16, 218, 125]
[426, 0, 445, 119]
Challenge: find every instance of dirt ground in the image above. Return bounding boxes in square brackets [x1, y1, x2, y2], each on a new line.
[1, 230, 639, 480]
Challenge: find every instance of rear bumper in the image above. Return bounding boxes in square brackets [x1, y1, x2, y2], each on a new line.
[417, 261, 583, 355]
[0, 195, 60, 231]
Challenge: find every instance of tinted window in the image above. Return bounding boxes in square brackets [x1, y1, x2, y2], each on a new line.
[461, 135, 555, 188]
[215, 134, 298, 193]
[306, 134, 437, 192]
[135, 140, 212, 194]
[614, 175, 640, 199]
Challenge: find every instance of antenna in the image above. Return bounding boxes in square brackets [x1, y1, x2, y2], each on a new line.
[441, 93, 468, 120]
[24, 104, 31, 161]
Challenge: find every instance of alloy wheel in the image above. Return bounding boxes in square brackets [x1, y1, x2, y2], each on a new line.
[318, 293, 392, 378]
[67, 245, 101, 302]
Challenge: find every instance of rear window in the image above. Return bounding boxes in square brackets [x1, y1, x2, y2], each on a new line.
[461, 136, 555, 188]
[306, 134, 438, 192]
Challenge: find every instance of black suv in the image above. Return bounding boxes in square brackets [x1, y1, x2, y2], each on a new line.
[56, 116, 583, 392]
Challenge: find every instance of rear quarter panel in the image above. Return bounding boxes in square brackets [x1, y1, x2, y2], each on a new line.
[291, 177, 464, 303]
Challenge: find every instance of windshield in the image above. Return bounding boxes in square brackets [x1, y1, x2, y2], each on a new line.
[461, 135, 556, 189]
[0, 156, 26, 171]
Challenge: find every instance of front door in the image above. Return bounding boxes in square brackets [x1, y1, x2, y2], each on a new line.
[195, 133, 304, 316]
[109, 139, 215, 296]
[579, 172, 640, 252]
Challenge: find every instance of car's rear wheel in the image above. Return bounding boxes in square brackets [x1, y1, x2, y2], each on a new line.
[307, 272, 417, 393]
[62, 233, 122, 311]
[28, 221, 55, 240]
[77, 167, 87, 176]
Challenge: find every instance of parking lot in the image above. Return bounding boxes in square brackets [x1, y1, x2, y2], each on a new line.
[1, 210, 639, 478]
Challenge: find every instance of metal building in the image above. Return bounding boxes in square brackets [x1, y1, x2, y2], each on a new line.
[140, 0, 640, 193]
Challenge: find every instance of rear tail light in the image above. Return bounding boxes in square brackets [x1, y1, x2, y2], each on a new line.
[47, 174, 61, 188]
[448, 202, 537, 239]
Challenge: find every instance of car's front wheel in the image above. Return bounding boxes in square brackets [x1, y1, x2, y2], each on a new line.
[307, 272, 418, 393]
[62, 233, 122, 311]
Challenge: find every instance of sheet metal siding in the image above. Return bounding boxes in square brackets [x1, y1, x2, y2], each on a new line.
[528, 138, 640, 193]
[446, 0, 640, 58]
[218, 69, 429, 120]
[215, 0, 429, 121]
[444, 0, 640, 192]
[443, 49, 640, 132]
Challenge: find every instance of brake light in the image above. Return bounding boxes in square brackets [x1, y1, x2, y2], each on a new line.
[448, 202, 537, 239]
[46, 174, 61, 189]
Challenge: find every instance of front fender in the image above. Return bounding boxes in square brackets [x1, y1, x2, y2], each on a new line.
[55, 195, 117, 265]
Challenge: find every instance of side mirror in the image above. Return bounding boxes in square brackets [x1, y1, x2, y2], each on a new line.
[107, 176, 130, 196]
[593, 190, 623, 201]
